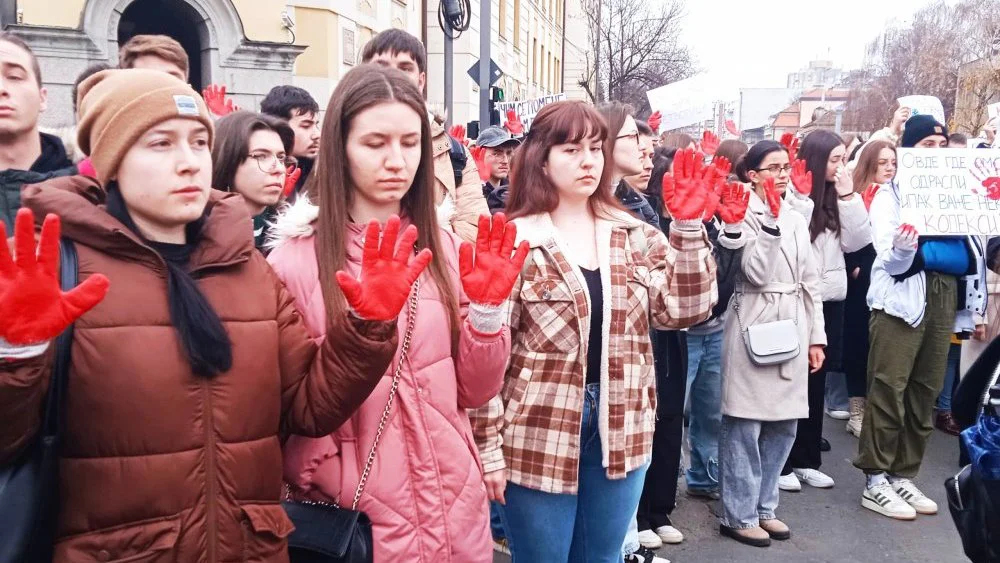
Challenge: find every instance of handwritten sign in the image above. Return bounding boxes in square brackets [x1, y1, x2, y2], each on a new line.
[989, 103, 1000, 120]
[497, 94, 566, 133]
[898, 95, 946, 126]
[897, 148, 1000, 235]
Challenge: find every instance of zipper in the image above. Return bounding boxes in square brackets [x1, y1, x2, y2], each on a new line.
[952, 468, 965, 511]
[203, 380, 219, 562]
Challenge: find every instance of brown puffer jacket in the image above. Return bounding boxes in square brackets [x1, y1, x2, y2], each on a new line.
[0, 176, 399, 563]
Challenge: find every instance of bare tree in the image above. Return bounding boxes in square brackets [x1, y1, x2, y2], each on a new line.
[578, 0, 694, 116]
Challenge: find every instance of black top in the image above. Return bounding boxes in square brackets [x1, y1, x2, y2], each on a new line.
[581, 267, 603, 385]
[147, 240, 195, 269]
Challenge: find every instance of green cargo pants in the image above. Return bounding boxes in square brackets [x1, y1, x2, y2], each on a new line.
[854, 272, 957, 478]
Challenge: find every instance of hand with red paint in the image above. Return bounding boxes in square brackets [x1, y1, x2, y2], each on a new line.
[504, 110, 525, 136]
[762, 177, 782, 219]
[335, 216, 432, 321]
[780, 132, 799, 162]
[700, 131, 721, 156]
[862, 183, 880, 211]
[470, 145, 490, 182]
[666, 148, 712, 222]
[202, 84, 239, 118]
[717, 182, 751, 225]
[460, 213, 529, 306]
[449, 124, 468, 146]
[790, 159, 813, 196]
[892, 224, 919, 251]
[970, 159, 1000, 200]
[282, 166, 302, 198]
[0, 209, 110, 346]
[648, 111, 662, 132]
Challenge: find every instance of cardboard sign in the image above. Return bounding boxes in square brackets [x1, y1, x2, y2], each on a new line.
[897, 95, 946, 126]
[496, 94, 566, 133]
[988, 103, 1000, 120]
[897, 148, 1000, 235]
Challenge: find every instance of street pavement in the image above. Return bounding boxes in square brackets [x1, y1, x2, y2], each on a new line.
[495, 417, 969, 563]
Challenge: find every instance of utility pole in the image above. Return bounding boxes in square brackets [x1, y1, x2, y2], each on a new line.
[478, 0, 491, 129]
[444, 32, 453, 127]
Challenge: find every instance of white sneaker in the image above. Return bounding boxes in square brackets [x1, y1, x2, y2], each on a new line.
[655, 525, 684, 544]
[778, 472, 802, 492]
[825, 408, 850, 420]
[862, 482, 917, 520]
[793, 468, 835, 488]
[892, 478, 939, 515]
[637, 529, 663, 549]
[626, 546, 670, 563]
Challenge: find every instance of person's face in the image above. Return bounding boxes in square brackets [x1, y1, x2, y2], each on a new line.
[613, 115, 642, 177]
[368, 51, 426, 92]
[917, 135, 948, 149]
[0, 41, 46, 139]
[483, 145, 515, 181]
[288, 109, 320, 159]
[115, 118, 212, 239]
[232, 129, 288, 212]
[624, 134, 654, 191]
[346, 101, 423, 211]
[748, 149, 791, 196]
[826, 144, 847, 182]
[545, 133, 604, 203]
[875, 147, 897, 185]
[129, 55, 187, 82]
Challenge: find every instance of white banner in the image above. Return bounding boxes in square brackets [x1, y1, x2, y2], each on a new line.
[897, 95, 946, 127]
[496, 94, 566, 133]
[646, 74, 724, 133]
[897, 148, 1000, 235]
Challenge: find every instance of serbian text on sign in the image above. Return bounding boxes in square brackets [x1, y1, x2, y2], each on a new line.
[897, 148, 1000, 236]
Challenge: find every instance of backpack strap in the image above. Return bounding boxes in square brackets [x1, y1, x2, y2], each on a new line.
[41, 239, 78, 439]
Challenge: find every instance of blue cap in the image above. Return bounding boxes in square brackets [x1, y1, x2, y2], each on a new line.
[476, 126, 521, 148]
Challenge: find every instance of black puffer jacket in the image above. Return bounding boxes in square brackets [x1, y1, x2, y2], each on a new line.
[0, 132, 76, 229]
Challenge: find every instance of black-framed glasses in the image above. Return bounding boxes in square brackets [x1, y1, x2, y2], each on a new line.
[756, 163, 793, 174]
[248, 153, 297, 173]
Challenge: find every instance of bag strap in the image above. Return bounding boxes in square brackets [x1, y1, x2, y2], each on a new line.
[349, 279, 421, 511]
[41, 239, 78, 439]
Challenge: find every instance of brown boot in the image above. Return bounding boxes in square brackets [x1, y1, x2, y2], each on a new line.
[935, 411, 961, 436]
[759, 518, 791, 541]
[720, 525, 771, 547]
[846, 397, 865, 438]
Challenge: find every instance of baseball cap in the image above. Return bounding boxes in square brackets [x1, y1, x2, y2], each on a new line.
[476, 126, 521, 148]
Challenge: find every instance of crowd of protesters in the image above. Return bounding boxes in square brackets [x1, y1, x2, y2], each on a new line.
[0, 24, 997, 563]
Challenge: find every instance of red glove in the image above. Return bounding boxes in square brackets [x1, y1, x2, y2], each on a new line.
[893, 223, 919, 250]
[790, 159, 812, 196]
[700, 131, 721, 156]
[648, 111, 662, 132]
[460, 213, 529, 305]
[717, 183, 751, 224]
[780, 132, 799, 162]
[470, 145, 490, 182]
[202, 84, 238, 118]
[0, 209, 109, 345]
[449, 125, 468, 146]
[862, 183, 880, 211]
[335, 216, 432, 321]
[283, 166, 302, 198]
[504, 110, 525, 136]
[666, 149, 711, 221]
[762, 177, 782, 218]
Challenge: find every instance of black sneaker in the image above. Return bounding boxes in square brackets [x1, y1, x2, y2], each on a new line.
[625, 546, 670, 563]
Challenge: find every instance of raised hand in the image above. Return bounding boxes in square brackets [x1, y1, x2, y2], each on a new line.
[460, 213, 529, 305]
[0, 209, 109, 345]
[700, 131, 721, 156]
[790, 159, 813, 196]
[862, 183, 880, 211]
[202, 84, 238, 118]
[891, 106, 912, 135]
[335, 216, 432, 321]
[666, 148, 711, 222]
[648, 111, 662, 133]
[892, 223, 919, 251]
[470, 145, 490, 182]
[282, 166, 302, 198]
[762, 177, 782, 218]
[780, 132, 799, 162]
[449, 124, 468, 146]
[504, 110, 525, 136]
[834, 166, 854, 197]
[717, 182, 751, 225]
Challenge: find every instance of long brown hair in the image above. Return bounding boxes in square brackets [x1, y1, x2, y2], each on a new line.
[505, 100, 620, 219]
[852, 140, 896, 193]
[311, 64, 459, 346]
[597, 102, 634, 179]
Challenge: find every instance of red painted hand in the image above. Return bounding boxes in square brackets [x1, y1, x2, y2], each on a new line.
[717, 183, 751, 224]
[700, 131, 721, 156]
[862, 183, 880, 211]
[892, 223, 919, 251]
[460, 213, 530, 305]
[648, 111, 662, 132]
[790, 159, 813, 196]
[449, 124, 468, 146]
[763, 177, 782, 218]
[666, 149, 712, 221]
[282, 166, 302, 198]
[780, 132, 799, 162]
[504, 110, 525, 136]
[470, 145, 490, 182]
[0, 209, 110, 345]
[202, 84, 238, 117]
[335, 216, 432, 321]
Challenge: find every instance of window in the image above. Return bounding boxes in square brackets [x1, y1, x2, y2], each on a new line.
[555, 58, 561, 91]
[498, 0, 507, 39]
[513, 0, 521, 49]
[532, 38, 538, 84]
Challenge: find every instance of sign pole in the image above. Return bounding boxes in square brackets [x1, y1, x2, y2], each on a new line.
[444, 32, 454, 128]
[478, 0, 491, 130]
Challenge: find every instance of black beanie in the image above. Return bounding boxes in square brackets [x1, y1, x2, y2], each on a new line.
[901, 114, 948, 148]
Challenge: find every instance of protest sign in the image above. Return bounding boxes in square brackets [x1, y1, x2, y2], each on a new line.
[497, 94, 566, 133]
[646, 74, 726, 133]
[989, 102, 1000, 121]
[897, 148, 1000, 236]
[897, 95, 946, 126]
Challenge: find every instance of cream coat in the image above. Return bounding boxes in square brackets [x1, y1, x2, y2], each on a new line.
[721, 190, 827, 421]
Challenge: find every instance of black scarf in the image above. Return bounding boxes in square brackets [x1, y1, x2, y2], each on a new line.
[105, 185, 233, 378]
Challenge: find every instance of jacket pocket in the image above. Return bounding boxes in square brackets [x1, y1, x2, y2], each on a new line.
[518, 280, 579, 354]
[240, 503, 295, 560]
[55, 514, 181, 563]
[501, 367, 531, 431]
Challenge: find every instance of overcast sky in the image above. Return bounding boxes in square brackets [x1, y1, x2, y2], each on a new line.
[678, 0, 930, 88]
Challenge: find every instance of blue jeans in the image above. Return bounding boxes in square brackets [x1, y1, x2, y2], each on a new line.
[490, 502, 505, 540]
[825, 371, 850, 412]
[719, 416, 797, 529]
[936, 342, 962, 411]
[685, 330, 723, 491]
[502, 383, 649, 563]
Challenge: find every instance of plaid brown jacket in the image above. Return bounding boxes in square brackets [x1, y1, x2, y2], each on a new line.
[470, 210, 717, 494]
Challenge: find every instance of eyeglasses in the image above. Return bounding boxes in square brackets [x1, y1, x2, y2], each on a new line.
[248, 153, 297, 173]
[617, 133, 639, 146]
[756, 164, 793, 174]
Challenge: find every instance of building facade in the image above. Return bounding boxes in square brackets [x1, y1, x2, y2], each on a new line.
[786, 59, 847, 91]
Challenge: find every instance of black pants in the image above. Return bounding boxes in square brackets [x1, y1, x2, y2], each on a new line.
[784, 300, 844, 473]
[636, 329, 687, 532]
[844, 245, 876, 397]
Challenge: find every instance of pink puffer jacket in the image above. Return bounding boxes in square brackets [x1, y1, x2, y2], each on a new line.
[266, 199, 508, 563]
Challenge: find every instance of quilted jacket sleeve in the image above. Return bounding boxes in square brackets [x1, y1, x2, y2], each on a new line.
[0, 352, 52, 465]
